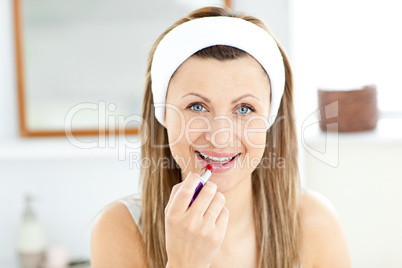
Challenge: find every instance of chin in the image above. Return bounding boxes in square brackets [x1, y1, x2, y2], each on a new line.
[208, 171, 244, 193]
[209, 178, 231, 193]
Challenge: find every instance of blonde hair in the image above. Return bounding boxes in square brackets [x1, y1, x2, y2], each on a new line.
[139, 6, 301, 268]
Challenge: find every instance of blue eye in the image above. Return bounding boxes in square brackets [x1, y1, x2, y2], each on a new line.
[235, 105, 255, 115]
[188, 103, 207, 113]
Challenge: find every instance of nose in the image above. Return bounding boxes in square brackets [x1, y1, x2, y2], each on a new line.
[205, 115, 236, 148]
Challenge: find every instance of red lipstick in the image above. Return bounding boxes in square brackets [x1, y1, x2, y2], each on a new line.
[188, 164, 213, 208]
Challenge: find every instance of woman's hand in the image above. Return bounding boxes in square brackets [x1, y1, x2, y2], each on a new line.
[164, 172, 230, 268]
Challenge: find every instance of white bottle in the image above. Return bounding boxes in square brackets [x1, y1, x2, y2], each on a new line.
[17, 194, 47, 268]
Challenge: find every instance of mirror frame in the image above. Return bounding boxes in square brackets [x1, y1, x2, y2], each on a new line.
[13, 0, 232, 137]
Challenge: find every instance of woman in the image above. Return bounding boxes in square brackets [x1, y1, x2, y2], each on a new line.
[91, 6, 351, 268]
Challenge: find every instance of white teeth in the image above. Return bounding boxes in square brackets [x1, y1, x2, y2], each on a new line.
[198, 152, 235, 162]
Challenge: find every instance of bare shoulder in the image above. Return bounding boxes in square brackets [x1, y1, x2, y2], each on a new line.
[90, 201, 146, 267]
[299, 188, 351, 268]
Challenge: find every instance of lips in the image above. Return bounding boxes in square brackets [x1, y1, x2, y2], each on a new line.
[195, 150, 241, 166]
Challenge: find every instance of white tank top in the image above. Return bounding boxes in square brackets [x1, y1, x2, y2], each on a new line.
[119, 193, 143, 235]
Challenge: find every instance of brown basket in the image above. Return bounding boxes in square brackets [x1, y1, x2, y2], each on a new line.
[318, 85, 378, 132]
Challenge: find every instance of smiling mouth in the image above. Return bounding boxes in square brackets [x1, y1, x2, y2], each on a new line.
[195, 151, 241, 166]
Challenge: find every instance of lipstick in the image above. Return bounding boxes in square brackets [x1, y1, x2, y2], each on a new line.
[188, 164, 213, 208]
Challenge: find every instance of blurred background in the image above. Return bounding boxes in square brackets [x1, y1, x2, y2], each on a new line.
[1, 0, 401, 267]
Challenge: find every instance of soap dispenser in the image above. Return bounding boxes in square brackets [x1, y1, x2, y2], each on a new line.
[17, 194, 47, 268]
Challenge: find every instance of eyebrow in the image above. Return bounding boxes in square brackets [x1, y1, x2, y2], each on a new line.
[181, 92, 260, 104]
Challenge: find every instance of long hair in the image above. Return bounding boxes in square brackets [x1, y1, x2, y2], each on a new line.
[139, 6, 301, 268]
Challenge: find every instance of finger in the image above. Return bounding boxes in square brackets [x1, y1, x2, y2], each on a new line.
[165, 181, 184, 215]
[203, 192, 226, 223]
[216, 206, 230, 230]
[169, 172, 202, 215]
[189, 181, 218, 217]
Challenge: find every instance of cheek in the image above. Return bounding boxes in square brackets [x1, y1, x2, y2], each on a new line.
[165, 110, 185, 166]
[242, 117, 267, 152]
[165, 113, 207, 168]
[185, 116, 210, 143]
[165, 109, 184, 144]
[168, 138, 189, 171]
[165, 109, 210, 143]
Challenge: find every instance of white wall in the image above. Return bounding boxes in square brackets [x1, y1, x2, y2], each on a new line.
[0, 0, 18, 140]
[232, 0, 291, 60]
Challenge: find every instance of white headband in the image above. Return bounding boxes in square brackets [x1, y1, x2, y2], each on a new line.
[151, 16, 285, 130]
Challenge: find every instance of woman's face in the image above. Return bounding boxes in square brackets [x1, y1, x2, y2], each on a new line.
[164, 54, 271, 192]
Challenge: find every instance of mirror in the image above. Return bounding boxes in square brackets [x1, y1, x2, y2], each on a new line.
[14, 0, 230, 137]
